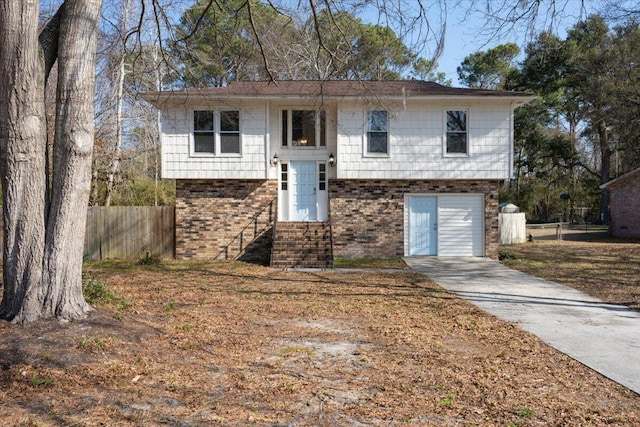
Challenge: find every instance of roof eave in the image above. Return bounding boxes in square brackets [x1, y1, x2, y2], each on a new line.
[140, 91, 536, 105]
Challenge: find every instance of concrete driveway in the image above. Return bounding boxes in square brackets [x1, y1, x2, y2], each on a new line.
[404, 256, 640, 395]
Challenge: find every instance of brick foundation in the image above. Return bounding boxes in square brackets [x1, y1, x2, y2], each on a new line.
[329, 179, 501, 259]
[175, 179, 277, 261]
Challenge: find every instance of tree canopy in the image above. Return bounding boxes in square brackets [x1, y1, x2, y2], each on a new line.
[172, 1, 445, 84]
[496, 15, 640, 222]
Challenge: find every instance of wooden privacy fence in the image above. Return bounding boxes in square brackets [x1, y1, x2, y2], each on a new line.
[84, 206, 175, 260]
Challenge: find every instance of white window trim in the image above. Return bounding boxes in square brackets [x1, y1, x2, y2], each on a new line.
[190, 109, 242, 157]
[363, 109, 390, 158]
[280, 108, 326, 149]
[443, 107, 470, 157]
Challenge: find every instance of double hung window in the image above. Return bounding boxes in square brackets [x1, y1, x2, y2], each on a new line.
[445, 109, 468, 154]
[193, 110, 241, 155]
[367, 110, 388, 154]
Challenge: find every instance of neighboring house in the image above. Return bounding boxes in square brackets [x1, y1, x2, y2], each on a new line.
[142, 80, 533, 267]
[600, 168, 640, 239]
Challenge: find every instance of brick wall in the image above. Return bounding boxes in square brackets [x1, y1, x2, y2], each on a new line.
[329, 179, 501, 259]
[175, 179, 277, 261]
[608, 176, 640, 239]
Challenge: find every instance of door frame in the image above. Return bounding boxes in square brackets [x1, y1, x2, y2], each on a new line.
[278, 160, 328, 222]
[407, 195, 438, 256]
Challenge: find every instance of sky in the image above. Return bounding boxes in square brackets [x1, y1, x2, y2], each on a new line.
[432, 1, 599, 85]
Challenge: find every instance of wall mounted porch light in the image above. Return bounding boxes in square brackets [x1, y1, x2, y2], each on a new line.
[270, 153, 279, 167]
[328, 152, 336, 167]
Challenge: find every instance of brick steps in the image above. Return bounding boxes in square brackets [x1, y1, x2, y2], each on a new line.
[271, 221, 333, 269]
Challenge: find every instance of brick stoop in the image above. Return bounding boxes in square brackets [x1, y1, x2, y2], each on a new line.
[271, 221, 333, 269]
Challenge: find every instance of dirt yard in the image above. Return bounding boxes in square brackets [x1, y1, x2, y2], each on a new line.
[0, 257, 638, 426]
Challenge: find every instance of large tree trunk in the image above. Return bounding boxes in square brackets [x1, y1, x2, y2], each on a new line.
[0, 0, 102, 323]
[40, 0, 101, 320]
[0, 0, 48, 320]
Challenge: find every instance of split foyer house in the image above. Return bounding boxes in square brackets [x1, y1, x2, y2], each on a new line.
[142, 80, 534, 267]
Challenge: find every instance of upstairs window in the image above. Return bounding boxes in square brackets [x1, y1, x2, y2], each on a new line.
[219, 110, 240, 154]
[281, 109, 326, 147]
[193, 110, 215, 154]
[192, 110, 241, 155]
[446, 110, 468, 154]
[367, 110, 388, 154]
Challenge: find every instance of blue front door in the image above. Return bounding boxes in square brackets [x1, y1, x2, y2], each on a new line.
[290, 161, 317, 221]
[409, 196, 437, 255]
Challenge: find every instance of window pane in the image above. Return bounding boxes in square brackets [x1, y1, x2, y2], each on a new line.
[446, 132, 467, 153]
[220, 111, 239, 132]
[292, 110, 316, 146]
[194, 133, 215, 153]
[194, 110, 214, 131]
[447, 110, 466, 132]
[368, 110, 387, 132]
[319, 163, 326, 191]
[320, 110, 326, 147]
[220, 134, 240, 153]
[367, 131, 388, 153]
[281, 164, 288, 190]
[282, 110, 288, 146]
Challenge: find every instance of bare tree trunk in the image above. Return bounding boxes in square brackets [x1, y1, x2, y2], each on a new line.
[104, 2, 129, 207]
[598, 120, 611, 225]
[154, 46, 162, 207]
[0, 0, 48, 320]
[0, 0, 102, 322]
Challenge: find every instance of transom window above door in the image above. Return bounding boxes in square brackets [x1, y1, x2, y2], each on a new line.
[281, 109, 326, 148]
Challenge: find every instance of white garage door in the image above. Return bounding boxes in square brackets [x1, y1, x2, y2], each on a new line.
[406, 195, 484, 257]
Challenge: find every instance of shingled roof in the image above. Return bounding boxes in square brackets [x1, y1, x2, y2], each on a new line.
[141, 80, 534, 103]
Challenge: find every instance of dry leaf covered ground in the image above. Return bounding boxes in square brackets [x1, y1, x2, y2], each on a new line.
[0, 250, 638, 426]
[500, 239, 640, 310]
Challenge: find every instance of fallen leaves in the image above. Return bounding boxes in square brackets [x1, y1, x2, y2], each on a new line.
[0, 259, 637, 426]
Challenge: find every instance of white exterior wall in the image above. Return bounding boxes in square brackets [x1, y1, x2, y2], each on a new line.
[336, 99, 513, 180]
[160, 97, 515, 181]
[160, 100, 269, 179]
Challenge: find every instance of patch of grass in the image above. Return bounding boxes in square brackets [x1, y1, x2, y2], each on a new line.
[83, 278, 132, 313]
[280, 346, 315, 357]
[176, 323, 194, 331]
[507, 406, 535, 426]
[30, 375, 53, 388]
[83, 279, 117, 304]
[138, 254, 161, 265]
[514, 407, 534, 418]
[165, 300, 176, 314]
[77, 336, 113, 353]
[499, 250, 516, 260]
[438, 392, 457, 407]
[333, 257, 408, 269]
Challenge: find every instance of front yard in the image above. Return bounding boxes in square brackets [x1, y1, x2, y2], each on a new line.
[500, 239, 640, 310]
[0, 249, 638, 426]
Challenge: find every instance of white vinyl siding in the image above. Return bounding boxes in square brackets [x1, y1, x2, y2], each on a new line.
[159, 98, 514, 181]
[160, 101, 266, 179]
[337, 100, 513, 180]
